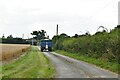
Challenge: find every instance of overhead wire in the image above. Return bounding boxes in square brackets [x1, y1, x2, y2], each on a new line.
[77, 0, 117, 34]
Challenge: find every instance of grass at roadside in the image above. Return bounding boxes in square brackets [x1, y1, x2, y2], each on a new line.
[55, 50, 119, 73]
[1, 46, 55, 78]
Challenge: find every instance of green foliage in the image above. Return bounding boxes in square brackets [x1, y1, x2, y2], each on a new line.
[52, 26, 119, 64]
[2, 38, 29, 44]
[7, 35, 13, 39]
[52, 33, 70, 50]
[31, 30, 46, 40]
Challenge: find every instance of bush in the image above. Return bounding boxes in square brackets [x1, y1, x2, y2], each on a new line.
[52, 26, 119, 63]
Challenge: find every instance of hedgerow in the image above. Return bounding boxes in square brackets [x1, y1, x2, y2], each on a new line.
[52, 25, 120, 63]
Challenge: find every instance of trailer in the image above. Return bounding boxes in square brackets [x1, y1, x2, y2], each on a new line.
[40, 39, 52, 52]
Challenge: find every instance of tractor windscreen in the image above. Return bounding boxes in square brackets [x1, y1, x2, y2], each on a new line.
[41, 40, 52, 42]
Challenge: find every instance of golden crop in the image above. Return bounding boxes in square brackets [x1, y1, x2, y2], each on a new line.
[0, 44, 30, 61]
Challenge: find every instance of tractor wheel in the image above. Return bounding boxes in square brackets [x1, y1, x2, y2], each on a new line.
[41, 49, 43, 52]
[49, 48, 52, 52]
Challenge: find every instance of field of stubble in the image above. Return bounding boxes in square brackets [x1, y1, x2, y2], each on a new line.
[0, 44, 30, 61]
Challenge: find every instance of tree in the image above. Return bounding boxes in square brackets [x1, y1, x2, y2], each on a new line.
[31, 30, 46, 40]
[60, 33, 69, 38]
[7, 35, 13, 39]
[116, 25, 120, 28]
[2, 34, 5, 38]
[73, 34, 79, 38]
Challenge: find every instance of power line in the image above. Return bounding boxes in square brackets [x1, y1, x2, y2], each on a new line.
[88, 0, 114, 19]
[77, 0, 117, 33]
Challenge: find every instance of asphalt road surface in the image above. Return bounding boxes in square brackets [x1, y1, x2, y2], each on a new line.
[42, 51, 118, 78]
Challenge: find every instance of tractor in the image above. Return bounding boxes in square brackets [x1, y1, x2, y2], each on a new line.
[40, 39, 52, 52]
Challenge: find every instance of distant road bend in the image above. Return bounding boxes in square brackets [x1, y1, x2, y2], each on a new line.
[38, 48, 118, 78]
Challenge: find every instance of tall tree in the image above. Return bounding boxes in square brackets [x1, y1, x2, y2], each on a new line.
[31, 30, 46, 40]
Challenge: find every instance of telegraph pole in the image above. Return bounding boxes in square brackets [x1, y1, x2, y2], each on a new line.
[22, 34, 24, 39]
[27, 34, 29, 39]
[56, 24, 58, 35]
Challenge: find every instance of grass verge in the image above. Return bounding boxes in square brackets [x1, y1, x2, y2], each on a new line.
[55, 50, 119, 73]
[1, 46, 55, 78]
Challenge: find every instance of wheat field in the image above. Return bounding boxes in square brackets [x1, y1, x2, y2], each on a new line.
[0, 44, 30, 61]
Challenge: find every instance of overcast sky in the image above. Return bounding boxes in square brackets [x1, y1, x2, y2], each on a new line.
[0, 0, 119, 39]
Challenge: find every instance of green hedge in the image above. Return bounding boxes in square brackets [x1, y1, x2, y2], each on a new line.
[52, 26, 120, 63]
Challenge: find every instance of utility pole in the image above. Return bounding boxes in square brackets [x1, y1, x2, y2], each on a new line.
[27, 34, 29, 39]
[32, 39, 33, 45]
[2, 34, 5, 38]
[31, 33, 33, 45]
[56, 24, 58, 35]
[22, 34, 24, 39]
